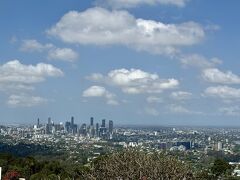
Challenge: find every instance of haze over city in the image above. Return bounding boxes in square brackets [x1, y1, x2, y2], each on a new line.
[1, 0, 240, 126]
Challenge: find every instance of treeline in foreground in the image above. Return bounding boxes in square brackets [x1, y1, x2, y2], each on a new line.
[0, 150, 239, 180]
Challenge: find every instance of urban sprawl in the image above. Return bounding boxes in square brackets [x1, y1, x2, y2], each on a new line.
[1, 118, 240, 177]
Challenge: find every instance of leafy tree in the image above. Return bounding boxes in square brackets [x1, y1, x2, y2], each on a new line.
[211, 159, 233, 178]
[30, 172, 48, 180]
[59, 172, 71, 180]
[195, 169, 215, 180]
[3, 170, 21, 180]
[84, 149, 194, 180]
[48, 174, 59, 180]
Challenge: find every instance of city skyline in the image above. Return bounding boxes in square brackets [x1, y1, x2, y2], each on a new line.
[1, 0, 240, 126]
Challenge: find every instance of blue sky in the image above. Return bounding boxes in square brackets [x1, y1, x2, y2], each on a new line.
[1, 0, 240, 126]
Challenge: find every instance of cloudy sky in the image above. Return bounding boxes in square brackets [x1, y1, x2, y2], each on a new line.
[1, 0, 240, 126]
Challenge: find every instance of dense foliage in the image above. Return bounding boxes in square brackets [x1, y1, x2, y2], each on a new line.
[0, 142, 61, 157]
[85, 150, 194, 180]
[0, 150, 195, 180]
[0, 153, 78, 179]
[0, 149, 239, 179]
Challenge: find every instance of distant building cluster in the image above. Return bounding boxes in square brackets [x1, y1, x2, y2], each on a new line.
[34, 117, 114, 139]
[155, 141, 193, 151]
[1, 123, 240, 179]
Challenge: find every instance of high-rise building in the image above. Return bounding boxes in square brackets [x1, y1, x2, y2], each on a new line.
[217, 142, 223, 151]
[80, 123, 87, 136]
[48, 117, 51, 125]
[72, 124, 78, 135]
[101, 119, 106, 128]
[46, 117, 53, 134]
[96, 123, 99, 137]
[109, 120, 113, 134]
[90, 127, 95, 138]
[100, 119, 107, 138]
[46, 124, 51, 134]
[65, 121, 71, 133]
[89, 117, 95, 137]
[71, 116, 74, 128]
[90, 117, 94, 126]
[55, 123, 64, 132]
[37, 118, 40, 128]
[64, 117, 78, 134]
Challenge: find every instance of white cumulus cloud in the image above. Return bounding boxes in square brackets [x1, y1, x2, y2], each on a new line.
[202, 68, 240, 84]
[82, 86, 118, 105]
[87, 68, 179, 94]
[204, 86, 240, 100]
[180, 54, 222, 69]
[7, 94, 48, 107]
[48, 48, 79, 62]
[168, 104, 202, 114]
[0, 60, 63, 93]
[20, 39, 79, 62]
[171, 91, 192, 100]
[47, 7, 204, 55]
[95, 0, 189, 9]
[20, 39, 53, 52]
